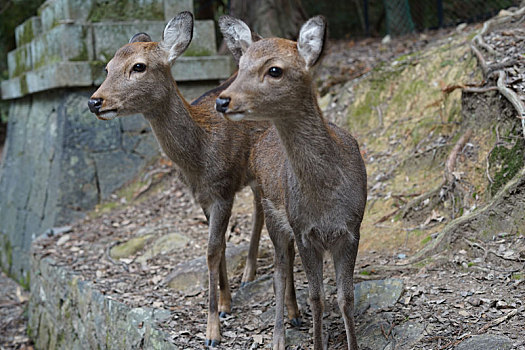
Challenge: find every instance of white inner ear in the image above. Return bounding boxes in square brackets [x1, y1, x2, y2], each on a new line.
[161, 15, 192, 64]
[225, 19, 253, 53]
[298, 21, 324, 69]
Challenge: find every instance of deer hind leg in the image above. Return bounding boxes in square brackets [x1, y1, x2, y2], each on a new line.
[241, 185, 265, 286]
[295, 236, 326, 350]
[205, 200, 233, 348]
[331, 232, 359, 350]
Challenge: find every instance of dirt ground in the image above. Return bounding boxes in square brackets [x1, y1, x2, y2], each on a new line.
[2, 16, 525, 350]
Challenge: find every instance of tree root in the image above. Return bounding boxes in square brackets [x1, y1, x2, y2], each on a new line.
[405, 165, 525, 265]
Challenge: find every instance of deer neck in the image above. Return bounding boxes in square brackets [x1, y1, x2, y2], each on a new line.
[273, 97, 341, 194]
[143, 82, 207, 173]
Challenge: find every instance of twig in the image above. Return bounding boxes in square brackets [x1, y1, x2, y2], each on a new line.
[105, 241, 130, 272]
[374, 208, 400, 224]
[476, 306, 523, 334]
[462, 86, 498, 94]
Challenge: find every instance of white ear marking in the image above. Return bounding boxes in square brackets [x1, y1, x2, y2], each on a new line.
[297, 16, 326, 69]
[219, 15, 254, 62]
[160, 11, 194, 65]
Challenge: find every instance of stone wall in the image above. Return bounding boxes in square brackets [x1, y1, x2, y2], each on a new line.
[30, 256, 177, 350]
[0, 0, 234, 282]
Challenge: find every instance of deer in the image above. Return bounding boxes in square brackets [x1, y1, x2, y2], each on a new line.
[87, 12, 269, 348]
[216, 15, 367, 350]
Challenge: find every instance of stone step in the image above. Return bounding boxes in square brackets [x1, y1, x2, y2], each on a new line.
[93, 19, 217, 63]
[2, 55, 234, 100]
[9, 19, 217, 80]
[36, 0, 193, 32]
[15, 16, 41, 47]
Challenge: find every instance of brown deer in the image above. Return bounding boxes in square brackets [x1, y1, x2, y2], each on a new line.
[87, 12, 268, 347]
[216, 15, 367, 350]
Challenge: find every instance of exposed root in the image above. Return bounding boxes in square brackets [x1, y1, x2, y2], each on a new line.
[495, 70, 525, 138]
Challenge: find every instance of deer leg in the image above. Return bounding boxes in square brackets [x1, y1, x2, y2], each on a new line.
[264, 212, 293, 350]
[218, 243, 231, 318]
[241, 186, 265, 286]
[331, 233, 359, 350]
[285, 238, 301, 326]
[295, 236, 325, 350]
[205, 200, 233, 348]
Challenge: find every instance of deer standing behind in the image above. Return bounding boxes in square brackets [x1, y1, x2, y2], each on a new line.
[87, 12, 268, 347]
[216, 15, 367, 350]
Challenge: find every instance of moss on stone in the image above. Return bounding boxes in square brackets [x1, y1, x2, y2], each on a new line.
[20, 76, 29, 96]
[19, 21, 35, 46]
[88, 0, 164, 22]
[110, 234, 153, 259]
[70, 42, 89, 62]
[489, 139, 524, 196]
[183, 47, 214, 57]
[19, 271, 30, 291]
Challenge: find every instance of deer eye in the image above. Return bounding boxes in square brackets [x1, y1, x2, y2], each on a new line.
[268, 67, 283, 78]
[132, 63, 146, 72]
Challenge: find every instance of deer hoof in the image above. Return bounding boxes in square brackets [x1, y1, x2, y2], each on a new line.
[205, 339, 220, 348]
[290, 317, 302, 327]
[219, 311, 230, 319]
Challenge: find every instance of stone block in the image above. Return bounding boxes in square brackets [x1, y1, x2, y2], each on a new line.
[31, 24, 93, 70]
[172, 56, 235, 81]
[92, 19, 216, 62]
[165, 244, 248, 293]
[92, 22, 164, 62]
[184, 20, 217, 57]
[92, 151, 146, 199]
[7, 44, 32, 78]
[88, 0, 164, 23]
[15, 16, 41, 47]
[39, 0, 95, 31]
[1, 76, 25, 100]
[26, 62, 93, 95]
[164, 0, 193, 21]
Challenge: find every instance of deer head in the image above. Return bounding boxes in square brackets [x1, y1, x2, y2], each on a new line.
[215, 15, 326, 122]
[87, 11, 194, 120]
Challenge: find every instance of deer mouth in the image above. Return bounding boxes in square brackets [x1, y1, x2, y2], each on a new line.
[96, 110, 118, 120]
[224, 112, 246, 121]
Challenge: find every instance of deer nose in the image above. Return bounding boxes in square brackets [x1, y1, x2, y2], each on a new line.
[88, 98, 103, 114]
[215, 97, 230, 113]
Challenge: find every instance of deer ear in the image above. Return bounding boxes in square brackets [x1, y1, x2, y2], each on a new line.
[129, 32, 152, 44]
[161, 11, 194, 65]
[297, 16, 327, 69]
[219, 15, 254, 62]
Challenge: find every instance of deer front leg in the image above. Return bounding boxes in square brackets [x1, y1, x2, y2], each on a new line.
[218, 245, 232, 317]
[285, 238, 301, 327]
[205, 200, 233, 348]
[241, 186, 264, 286]
[265, 213, 294, 350]
[332, 233, 360, 350]
[295, 235, 326, 350]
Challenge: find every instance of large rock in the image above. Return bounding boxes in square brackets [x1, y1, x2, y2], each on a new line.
[165, 244, 249, 293]
[455, 335, 514, 350]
